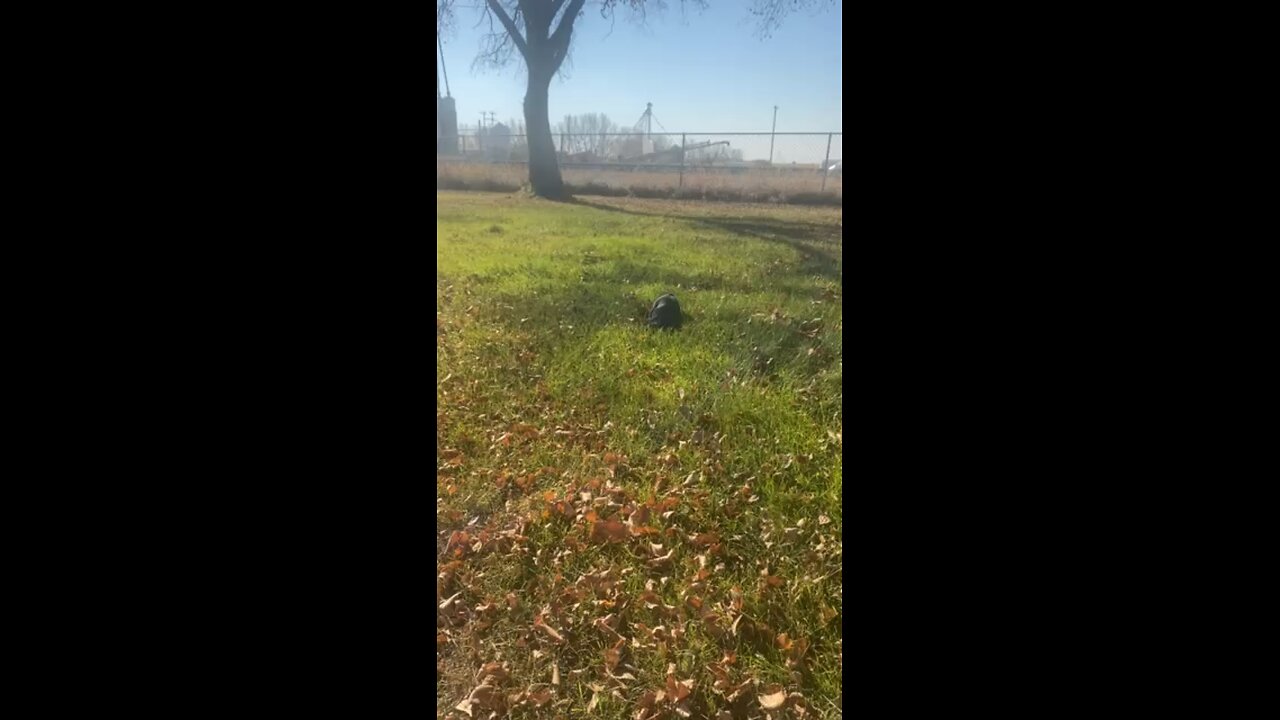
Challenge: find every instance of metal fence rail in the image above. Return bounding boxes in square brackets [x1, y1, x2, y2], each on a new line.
[438, 132, 843, 197]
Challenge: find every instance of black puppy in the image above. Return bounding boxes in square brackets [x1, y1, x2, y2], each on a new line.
[647, 293, 683, 329]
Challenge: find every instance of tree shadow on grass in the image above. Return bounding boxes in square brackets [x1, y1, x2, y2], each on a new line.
[569, 198, 842, 283]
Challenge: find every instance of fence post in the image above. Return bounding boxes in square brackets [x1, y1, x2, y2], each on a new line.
[679, 133, 686, 189]
[820, 133, 833, 192]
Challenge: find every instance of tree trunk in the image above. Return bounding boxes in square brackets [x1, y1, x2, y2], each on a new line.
[523, 69, 566, 200]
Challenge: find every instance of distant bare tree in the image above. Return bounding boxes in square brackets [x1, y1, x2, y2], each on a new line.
[555, 113, 618, 156]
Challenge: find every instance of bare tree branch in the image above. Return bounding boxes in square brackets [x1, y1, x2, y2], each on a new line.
[437, 1, 457, 39]
[487, 0, 529, 57]
[472, 4, 520, 71]
[548, 0, 588, 71]
[748, 0, 834, 39]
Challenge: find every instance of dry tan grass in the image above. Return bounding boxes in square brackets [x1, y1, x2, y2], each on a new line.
[437, 160, 842, 205]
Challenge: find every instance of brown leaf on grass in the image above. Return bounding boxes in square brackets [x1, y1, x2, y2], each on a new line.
[647, 549, 675, 568]
[462, 683, 502, 712]
[527, 686, 554, 707]
[475, 661, 510, 686]
[512, 422, 540, 437]
[533, 615, 565, 643]
[636, 689, 658, 711]
[776, 632, 792, 650]
[729, 586, 744, 612]
[631, 505, 651, 525]
[551, 663, 560, 686]
[590, 519, 630, 543]
[604, 637, 625, 671]
[759, 683, 788, 710]
[726, 678, 755, 702]
[820, 604, 837, 624]
[665, 672, 694, 703]
[506, 592, 520, 610]
[692, 532, 720, 548]
[786, 637, 810, 669]
[594, 613, 621, 636]
[706, 662, 733, 694]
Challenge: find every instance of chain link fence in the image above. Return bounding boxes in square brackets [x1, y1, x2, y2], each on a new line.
[438, 132, 842, 202]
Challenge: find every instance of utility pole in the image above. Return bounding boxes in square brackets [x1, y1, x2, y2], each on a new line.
[769, 106, 778, 165]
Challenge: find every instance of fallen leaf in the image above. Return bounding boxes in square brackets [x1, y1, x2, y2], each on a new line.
[465, 684, 500, 711]
[820, 604, 837, 624]
[604, 637, 624, 670]
[590, 520, 630, 543]
[476, 661, 510, 685]
[647, 549, 675, 567]
[759, 684, 788, 710]
[535, 617, 565, 643]
[528, 686, 553, 707]
[661, 669, 695, 704]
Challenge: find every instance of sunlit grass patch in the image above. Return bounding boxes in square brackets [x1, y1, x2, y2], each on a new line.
[437, 191, 842, 719]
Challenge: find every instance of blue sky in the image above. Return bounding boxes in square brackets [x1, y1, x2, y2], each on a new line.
[438, 2, 841, 162]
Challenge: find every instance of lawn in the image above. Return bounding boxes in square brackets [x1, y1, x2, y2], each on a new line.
[437, 191, 842, 719]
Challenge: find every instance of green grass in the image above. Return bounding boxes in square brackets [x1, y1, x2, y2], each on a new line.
[437, 191, 842, 719]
